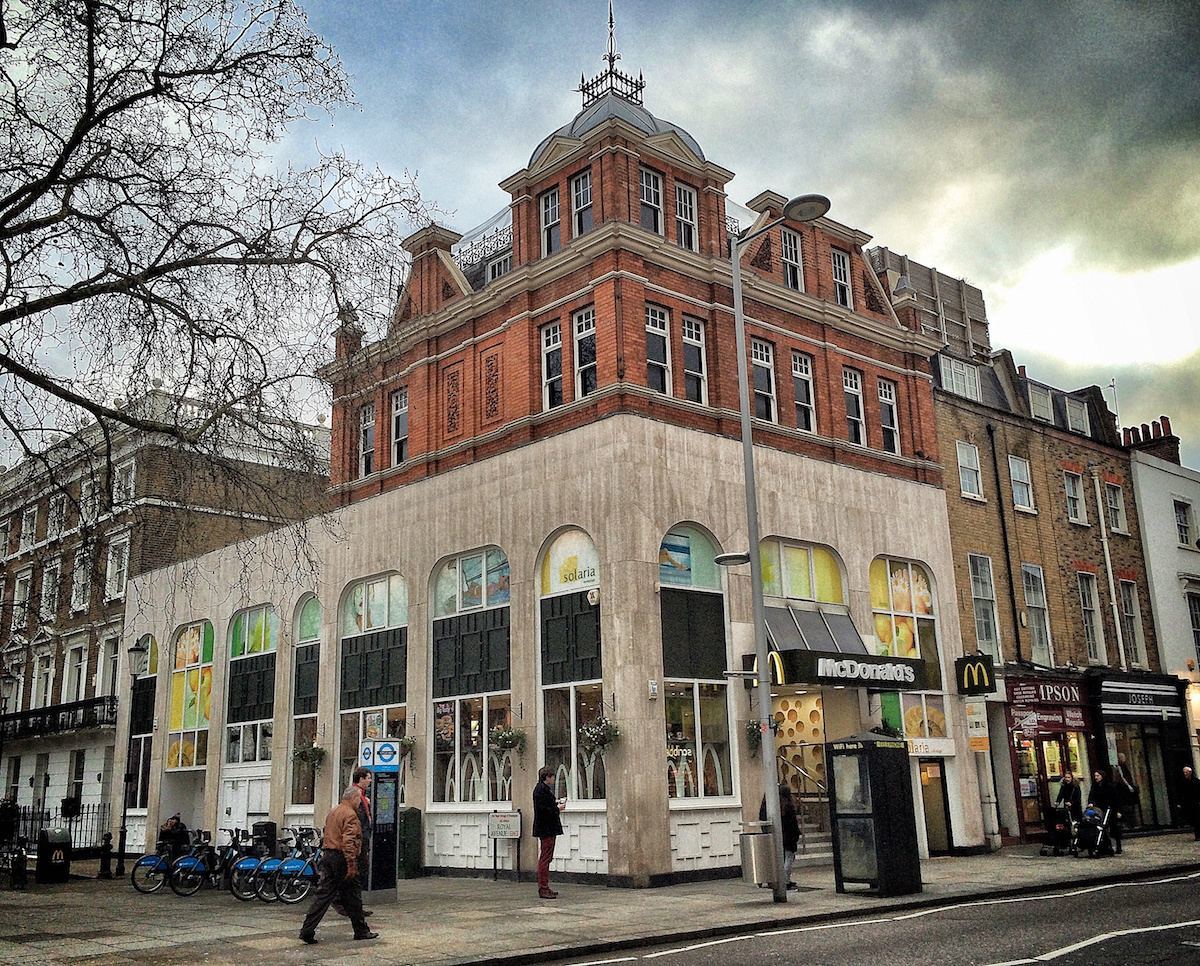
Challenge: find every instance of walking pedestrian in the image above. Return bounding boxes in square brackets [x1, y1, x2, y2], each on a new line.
[1114, 752, 1139, 828]
[1180, 765, 1200, 841]
[533, 766, 565, 899]
[299, 789, 378, 945]
[1055, 771, 1082, 823]
[759, 783, 801, 890]
[1087, 768, 1122, 855]
[333, 767, 375, 919]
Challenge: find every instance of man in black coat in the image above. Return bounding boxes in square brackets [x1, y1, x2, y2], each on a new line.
[533, 766, 564, 899]
[1180, 765, 1200, 840]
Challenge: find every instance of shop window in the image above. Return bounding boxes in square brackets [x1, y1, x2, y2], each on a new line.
[339, 574, 407, 721]
[901, 693, 946, 740]
[665, 682, 732, 799]
[433, 548, 510, 618]
[227, 604, 278, 727]
[225, 720, 273, 764]
[539, 528, 604, 801]
[1077, 572, 1106, 663]
[434, 694, 512, 803]
[291, 596, 321, 806]
[869, 557, 940, 688]
[1022, 564, 1053, 665]
[167, 620, 214, 770]
[339, 706, 407, 801]
[342, 573, 408, 637]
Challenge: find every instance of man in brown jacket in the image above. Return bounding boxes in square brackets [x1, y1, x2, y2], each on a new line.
[299, 789, 378, 944]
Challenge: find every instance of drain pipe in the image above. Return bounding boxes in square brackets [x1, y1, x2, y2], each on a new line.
[985, 424, 1023, 663]
[1091, 467, 1127, 670]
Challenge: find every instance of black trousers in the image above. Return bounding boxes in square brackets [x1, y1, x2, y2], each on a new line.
[300, 850, 369, 937]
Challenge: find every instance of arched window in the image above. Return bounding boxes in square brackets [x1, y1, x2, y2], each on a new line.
[167, 621, 213, 770]
[538, 529, 604, 801]
[760, 539, 845, 604]
[127, 634, 158, 809]
[431, 547, 512, 804]
[870, 556, 945, 740]
[225, 605, 279, 766]
[291, 596, 321, 806]
[338, 574, 408, 794]
[659, 525, 731, 800]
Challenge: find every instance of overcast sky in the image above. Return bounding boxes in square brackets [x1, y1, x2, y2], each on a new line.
[287, 0, 1199, 464]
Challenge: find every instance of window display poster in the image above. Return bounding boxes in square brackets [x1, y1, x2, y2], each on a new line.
[540, 529, 599, 596]
[365, 711, 384, 740]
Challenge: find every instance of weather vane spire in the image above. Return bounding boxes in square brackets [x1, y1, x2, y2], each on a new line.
[578, 0, 644, 109]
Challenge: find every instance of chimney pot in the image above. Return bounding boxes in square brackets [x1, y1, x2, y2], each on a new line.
[1161, 415, 1173, 436]
[1152, 420, 1163, 439]
[1123, 427, 1132, 446]
[1141, 422, 1152, 441]
[1130, 426, 1142, 443]
[1018, 365, 1027, 377]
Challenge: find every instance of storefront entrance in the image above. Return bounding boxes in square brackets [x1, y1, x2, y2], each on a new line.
[1012, 732, 1090, 834]
[918, 759, 951, 854]
[1106, 723, 1171, 828]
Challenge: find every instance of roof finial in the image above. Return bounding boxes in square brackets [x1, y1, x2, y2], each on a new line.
[605, 0, 619, 70]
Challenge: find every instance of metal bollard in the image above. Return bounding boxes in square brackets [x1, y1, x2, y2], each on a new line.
[98, 832, 113, 880]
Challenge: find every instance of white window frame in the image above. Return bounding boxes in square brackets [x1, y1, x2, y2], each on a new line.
[1029, 385, 1053, 422]
[100, 635, 120, 698]
[843, 368, 865, 445]
[645, 305, 671, 395]
[1022, 564, 1053, 666]
[1077, 572, 1106, 664]
[1008, 455, 1035, 510]
[1065, 396, 1090, 435]
[1188, 593, 1200, 661]
[541, 321, 563, 412]
[663, 680, 735, 801]
[40, 559, 61, 623]
[541, 681, 607, 802]
[225, 719, 274, 765]
[674, 182, 697, 252]
[105, 534, 130, 600]
[1176, 500, 1194, 547]
[65, 641, 87, 704]
[1119, 580, 1146, 667]
[967, 554, 1000, 660]
[80, 479, 99, 523]
[33, 652, 54, 709]
[681, 317, 707, 405]
[47, 495, 66, 540]
[878, 378, 900, 454]
[486, 252, 511, 281]
[1104, 483, 1127, 532]
[750, 338, 776, 423]
[1064, 471, 1087, 524]
[792, 351, 815, 432]
[831, 248, 853, 308]
[572, 170, 593, 237]
[0, 517, 9, 557]
[13, 569, 33, 627]
[957, 441, 983, 498]
[391, 387, 409, 466]
[573, 307, 597, 399]
[358, 402, 375, 478]
[639, 168, 663, 235]
[940, 356, 981, 401]
[540, 187, 561, 256]
[19, 507, 36, 551]
[113, 460, 135, 504]
[70, 547, 91, 612]
[781, 228, 803, 291]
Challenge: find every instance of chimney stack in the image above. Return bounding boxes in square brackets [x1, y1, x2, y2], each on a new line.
[1125, 415, 1181, 465]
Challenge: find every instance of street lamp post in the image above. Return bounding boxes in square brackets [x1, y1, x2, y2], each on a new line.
[0, 665, 15, 794]
[116, 637, 149, 878]
[727, 194, 830, 903]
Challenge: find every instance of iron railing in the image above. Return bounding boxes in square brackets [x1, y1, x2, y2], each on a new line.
[4, 801, 111, 852]
[0, 695, 118, 740]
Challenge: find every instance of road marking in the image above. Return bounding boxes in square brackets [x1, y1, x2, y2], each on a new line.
[984, 918, 1200, 965]
[574, 959, 637, 965]
[644, 936, 751, 958]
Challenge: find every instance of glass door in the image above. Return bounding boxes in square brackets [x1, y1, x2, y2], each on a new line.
[1013, 736, 1043, 830]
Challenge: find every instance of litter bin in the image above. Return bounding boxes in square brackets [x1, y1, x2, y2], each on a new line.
[396, 807, 423, 879]
[35, 828, 72, 884]
[252, 821, 278, 858]
[739, 820, 775, 886]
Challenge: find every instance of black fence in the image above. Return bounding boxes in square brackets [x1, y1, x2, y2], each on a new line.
[0, 695, 119, 740]
[4, 802, 111, 852]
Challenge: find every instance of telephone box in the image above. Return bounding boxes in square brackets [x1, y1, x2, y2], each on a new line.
[826, 732, 922, 896]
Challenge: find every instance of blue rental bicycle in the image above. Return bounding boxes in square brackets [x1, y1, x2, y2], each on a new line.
[169, 828, 254, 897]
[228, 826, 280, 902]
[131, 830, 202, 894]
[273, 827, 322, 904]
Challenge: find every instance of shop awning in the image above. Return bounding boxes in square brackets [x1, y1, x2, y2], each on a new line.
[764, 605, 868, 654]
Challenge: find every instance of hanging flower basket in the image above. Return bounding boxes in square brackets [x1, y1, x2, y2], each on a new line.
[745, 719, 763, 756]
[292, 743, 326, 770]
[397, 735, 418, 757]
[489, 726, 527, 759]
[579, 717, 620, 756]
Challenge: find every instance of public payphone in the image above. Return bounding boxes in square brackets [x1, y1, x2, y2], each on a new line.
[360, 740, 400, 893]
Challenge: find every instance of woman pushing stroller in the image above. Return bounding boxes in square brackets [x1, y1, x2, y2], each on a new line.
[1084, 767, 1123, 856]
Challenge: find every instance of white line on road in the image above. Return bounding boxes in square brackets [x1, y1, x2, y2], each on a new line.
[984, 918, 1200, 965]
[643, 935, 755, 958]
[573, 958, 637, 965]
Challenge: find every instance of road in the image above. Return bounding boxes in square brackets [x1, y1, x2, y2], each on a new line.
[559, 871, 1200, 966]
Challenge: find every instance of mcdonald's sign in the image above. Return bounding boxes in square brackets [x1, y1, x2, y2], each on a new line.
[745, 651, 788, 686]
[955, 654, 996, 696]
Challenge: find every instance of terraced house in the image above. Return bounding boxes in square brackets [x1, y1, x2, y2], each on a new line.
[121, 51, 989, 887]
[0, 390, 328, 852]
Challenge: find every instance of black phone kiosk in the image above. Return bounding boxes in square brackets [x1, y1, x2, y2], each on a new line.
[363, 740, 400, 894]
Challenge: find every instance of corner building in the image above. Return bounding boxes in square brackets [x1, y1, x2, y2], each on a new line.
[121, 63, 986, 882]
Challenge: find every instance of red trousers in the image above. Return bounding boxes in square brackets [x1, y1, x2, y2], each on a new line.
[537, 836, 557, 890]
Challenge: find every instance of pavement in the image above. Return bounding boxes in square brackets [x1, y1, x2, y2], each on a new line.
[0, 833, 1197, 965]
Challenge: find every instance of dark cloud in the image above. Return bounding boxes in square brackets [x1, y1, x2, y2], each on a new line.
[1014, 348, 1200, 470]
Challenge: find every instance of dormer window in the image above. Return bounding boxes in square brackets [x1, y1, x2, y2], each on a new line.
[540, 187, 561, 256]
[1065, 396, 1090, 435]
[1029, 385, 1052, 422]
[487, 253, 511, 282]
[675, 183, 697, 252]
[639, 168, 663, 234]
[572, 171, 593, 237]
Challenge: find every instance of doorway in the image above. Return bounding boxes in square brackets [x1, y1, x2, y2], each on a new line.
[218, 776, 269, 832]
[918, 759, 952, 854]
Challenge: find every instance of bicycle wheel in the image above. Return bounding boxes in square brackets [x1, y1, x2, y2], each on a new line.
[228, 859, 262, 901]
[169, 858, 206, 897]
[274, 865, 314, 904]
[255, 860, 280, 902]
[131, 856, 169, 894]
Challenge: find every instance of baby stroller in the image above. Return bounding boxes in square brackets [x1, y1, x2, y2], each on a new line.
[1077, 805, 1111, 857]
[1040, 804, 1079, 857]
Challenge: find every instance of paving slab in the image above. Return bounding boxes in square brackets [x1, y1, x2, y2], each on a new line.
[0, 832, 1196, 964]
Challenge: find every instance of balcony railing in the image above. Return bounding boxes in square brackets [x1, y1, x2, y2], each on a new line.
[0, 695, 119, 740]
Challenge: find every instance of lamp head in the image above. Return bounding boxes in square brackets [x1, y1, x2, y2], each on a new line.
[782, 194, 831, 224]
[127, 636, 149, 677]
[714, 551, 752, 567]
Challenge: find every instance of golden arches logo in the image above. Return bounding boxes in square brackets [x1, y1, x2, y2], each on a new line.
[955, 655, 995, 695]
[750, 651, 787, 686]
